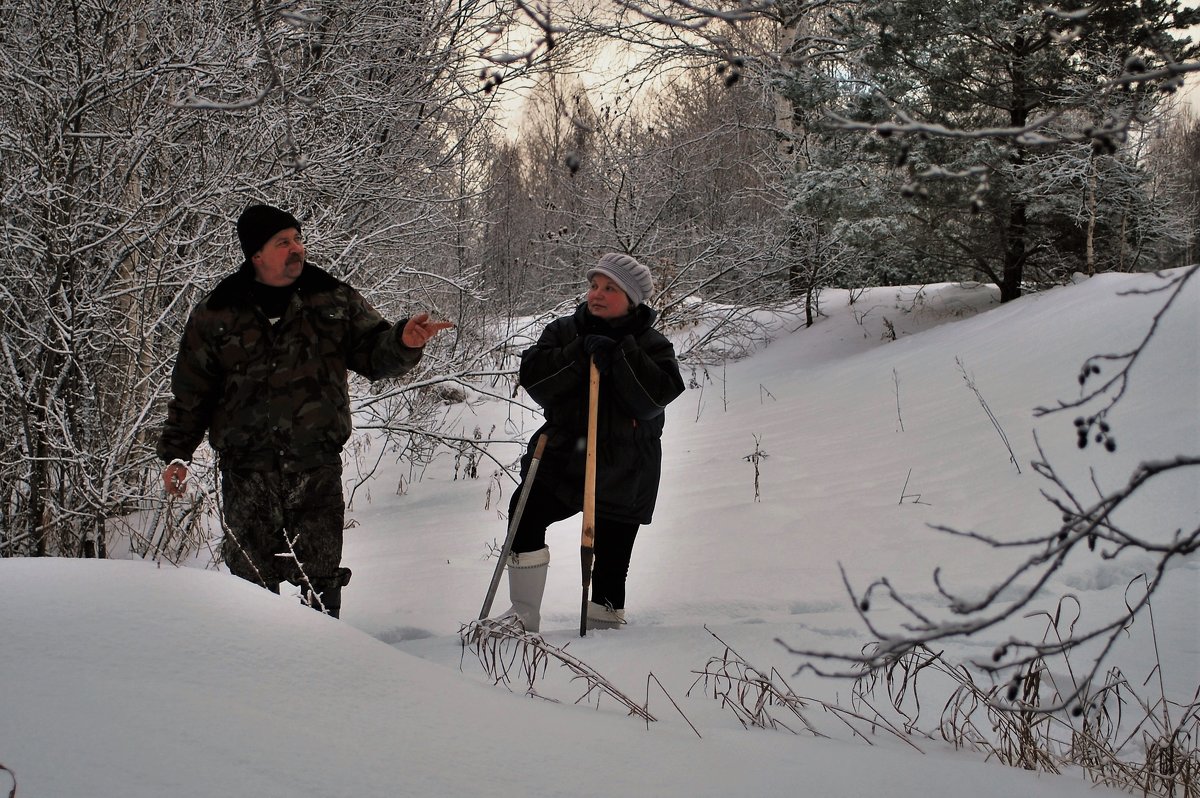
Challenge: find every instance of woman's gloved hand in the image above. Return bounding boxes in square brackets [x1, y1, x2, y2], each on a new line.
[583, 334, 619, 374]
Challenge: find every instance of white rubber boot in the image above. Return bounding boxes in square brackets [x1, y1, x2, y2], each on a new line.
[502, 546, 550, 632]
[586, 601, 626, 630]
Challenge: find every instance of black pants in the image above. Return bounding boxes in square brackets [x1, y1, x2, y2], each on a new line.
[509, 475, 639, 610]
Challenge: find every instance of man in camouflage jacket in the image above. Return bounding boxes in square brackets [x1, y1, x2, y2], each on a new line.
[157, 204, 451, 617]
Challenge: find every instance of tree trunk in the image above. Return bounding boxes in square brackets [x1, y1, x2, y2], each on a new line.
[1086, 157, 1098, 276]
[1000, 198, 1027, 303]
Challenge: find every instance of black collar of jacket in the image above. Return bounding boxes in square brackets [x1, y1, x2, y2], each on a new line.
[206, 261, 341, 311]
[573, 301, 657, 335]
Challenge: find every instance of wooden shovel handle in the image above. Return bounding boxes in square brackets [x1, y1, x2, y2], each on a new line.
[582, 358, 600, 550]
[580, 357, 600, 636]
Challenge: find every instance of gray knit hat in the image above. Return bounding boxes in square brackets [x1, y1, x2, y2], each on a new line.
[587, 252, 654, 306]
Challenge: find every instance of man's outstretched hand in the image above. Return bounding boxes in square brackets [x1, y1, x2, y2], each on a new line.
[402, 312, 454, 348]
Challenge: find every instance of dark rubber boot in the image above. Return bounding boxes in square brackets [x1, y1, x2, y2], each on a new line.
[301, 568, 351, 619]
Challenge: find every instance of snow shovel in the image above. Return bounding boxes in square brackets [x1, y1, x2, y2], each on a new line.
[477, 432, 549, 621]
[579, 357, 600, 637]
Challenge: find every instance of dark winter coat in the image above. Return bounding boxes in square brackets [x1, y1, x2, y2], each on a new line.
[518, 302, 685, 525]
[157, 262, 422, 472]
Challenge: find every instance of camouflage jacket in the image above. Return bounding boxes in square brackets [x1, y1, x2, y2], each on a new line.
[157, 262, 422, 471]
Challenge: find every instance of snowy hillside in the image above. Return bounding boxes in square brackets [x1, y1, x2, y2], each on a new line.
[2, 270, 1196, 798]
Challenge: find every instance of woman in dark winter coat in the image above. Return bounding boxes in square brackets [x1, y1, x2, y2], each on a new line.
[500, 253, 685, 631]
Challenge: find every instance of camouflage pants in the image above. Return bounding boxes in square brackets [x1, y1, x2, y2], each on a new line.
[219, 462, 345, 593]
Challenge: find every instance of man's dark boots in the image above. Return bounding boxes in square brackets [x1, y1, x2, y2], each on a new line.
[301, 567, 352, 619]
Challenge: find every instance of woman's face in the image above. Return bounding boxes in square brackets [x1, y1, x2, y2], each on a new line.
[587, 273, 632, 320]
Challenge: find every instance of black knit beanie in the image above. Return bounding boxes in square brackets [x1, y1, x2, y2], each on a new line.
[237, 204, 302, 261]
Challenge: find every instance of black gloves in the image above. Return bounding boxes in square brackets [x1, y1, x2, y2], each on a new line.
[583, 334, 619, 374]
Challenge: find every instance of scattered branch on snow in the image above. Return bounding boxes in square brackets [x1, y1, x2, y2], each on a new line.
[742, 434, 768, 502]
[956, 357, 1021, 475]
[893, 368, 904, 432]
[898, 469, 929, 506]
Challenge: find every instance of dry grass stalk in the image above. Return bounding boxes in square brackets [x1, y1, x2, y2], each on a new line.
[459, 617, 657, 724]
[645, 672, 703, 738]
[689, 630, 820, 735]
[856, 644, 1063, 770]
[1032, 590, 1200, 797]
[690, 628, 922, 751]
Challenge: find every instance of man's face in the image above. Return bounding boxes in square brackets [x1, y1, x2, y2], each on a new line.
[251, 228, 305, 287]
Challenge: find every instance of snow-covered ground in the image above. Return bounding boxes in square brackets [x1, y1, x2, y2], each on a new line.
[2, 270, 1197, 797]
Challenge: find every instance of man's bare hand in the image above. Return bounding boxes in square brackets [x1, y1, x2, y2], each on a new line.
[163, 462, 188, 497]
[402, 312, 454, 348]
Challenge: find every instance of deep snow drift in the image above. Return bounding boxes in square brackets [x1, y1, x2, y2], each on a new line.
[2, 270, 1196, 797]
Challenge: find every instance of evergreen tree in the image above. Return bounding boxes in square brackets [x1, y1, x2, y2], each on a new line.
[783, 0, 1199, 299]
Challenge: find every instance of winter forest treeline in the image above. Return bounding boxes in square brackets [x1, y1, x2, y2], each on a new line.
[2, 0, 1198, 559]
